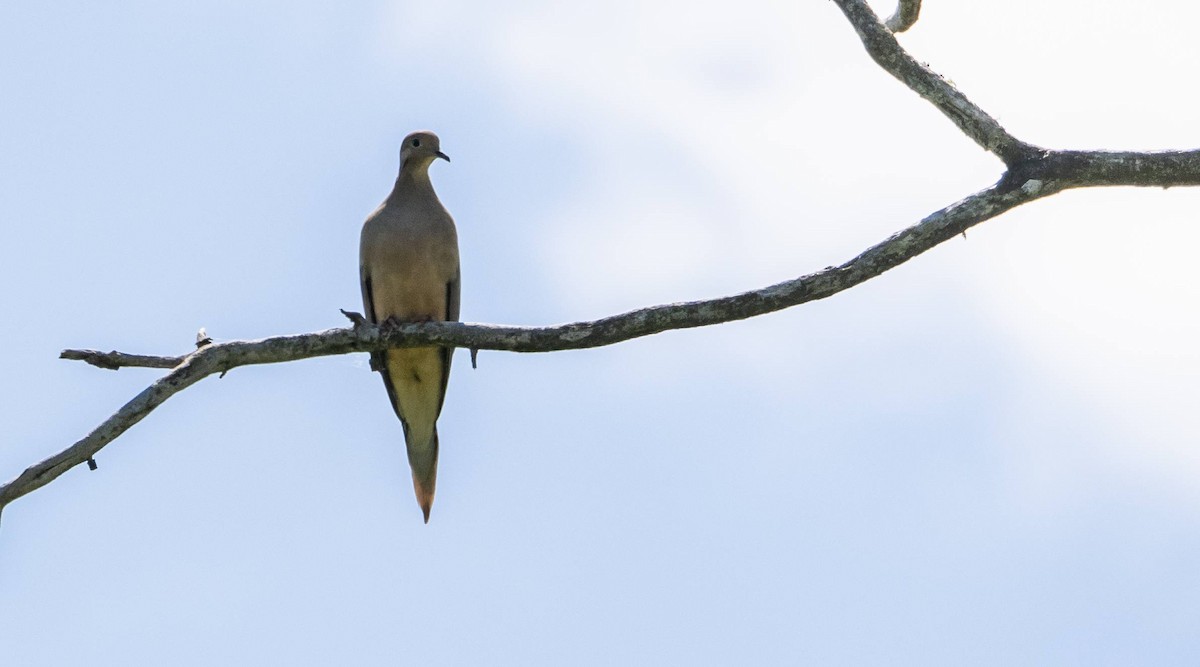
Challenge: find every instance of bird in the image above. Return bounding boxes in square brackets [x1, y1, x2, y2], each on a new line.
[359, 130, 460, 523]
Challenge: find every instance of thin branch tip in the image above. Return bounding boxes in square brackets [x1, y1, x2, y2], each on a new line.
[834, 0, 1028, 162]
[61, 349, 187, 371]
[60, 349, 121, 371]
[885, 0, 921, 33]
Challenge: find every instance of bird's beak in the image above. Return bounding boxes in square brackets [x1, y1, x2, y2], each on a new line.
[435, 151, 450, 162]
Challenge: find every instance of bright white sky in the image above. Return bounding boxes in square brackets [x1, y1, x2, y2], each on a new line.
[3, 1, 1200, 664]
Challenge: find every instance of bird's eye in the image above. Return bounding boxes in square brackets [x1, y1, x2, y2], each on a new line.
[411, 138, 421, 148]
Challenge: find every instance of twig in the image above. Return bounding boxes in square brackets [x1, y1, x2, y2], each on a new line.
[834, 0, 1038, 164]
[2, 350, 222, 518]
[58, 349, 185, 370]
[885, 0, 921, 33]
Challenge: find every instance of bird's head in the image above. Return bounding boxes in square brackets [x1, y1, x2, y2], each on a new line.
[400, 130, 450, 170]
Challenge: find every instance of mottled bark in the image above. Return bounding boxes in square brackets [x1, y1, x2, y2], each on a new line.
[885, 0, 922, 33]
[833, 0, 1039, 164]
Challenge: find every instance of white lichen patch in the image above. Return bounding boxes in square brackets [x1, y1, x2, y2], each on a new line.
[559, 328, 592, 342]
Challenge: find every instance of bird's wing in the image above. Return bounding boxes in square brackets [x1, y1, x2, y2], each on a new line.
[436, 265, 461, 415]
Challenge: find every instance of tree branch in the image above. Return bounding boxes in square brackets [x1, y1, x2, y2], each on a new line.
[885, 0, 922, 33]
[5, 0, 1200, 523]
[1, 178, 1057, 517]
[1032, 149, 1200, 187]
[59, 349, 186, 370]
[833, 0, 1038, 164]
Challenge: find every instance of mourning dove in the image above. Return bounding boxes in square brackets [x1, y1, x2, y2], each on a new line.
[360, 130, 460, 523]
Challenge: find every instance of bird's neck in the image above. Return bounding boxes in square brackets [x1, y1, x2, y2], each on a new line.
[391, 163, 434, 200]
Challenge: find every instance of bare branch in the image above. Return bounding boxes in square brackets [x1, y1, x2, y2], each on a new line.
[885, 0, 921, 33]
[833, 0, 1038, 164]
[2, 177, 1057, 518]
[59, 349, 185, 370]
[1031, 149, 1200, 187]
[1, 351, 219, 519]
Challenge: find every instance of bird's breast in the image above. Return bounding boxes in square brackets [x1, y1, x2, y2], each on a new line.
[361, 209, 458, 322]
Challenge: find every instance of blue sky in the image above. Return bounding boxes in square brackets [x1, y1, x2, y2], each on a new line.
[3, 1, 1200, 664]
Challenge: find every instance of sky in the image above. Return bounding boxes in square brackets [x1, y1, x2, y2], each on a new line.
[2, 0, 1200, 664]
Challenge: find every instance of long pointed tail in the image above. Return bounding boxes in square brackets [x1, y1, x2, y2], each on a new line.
[407, 428, 439, 523]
